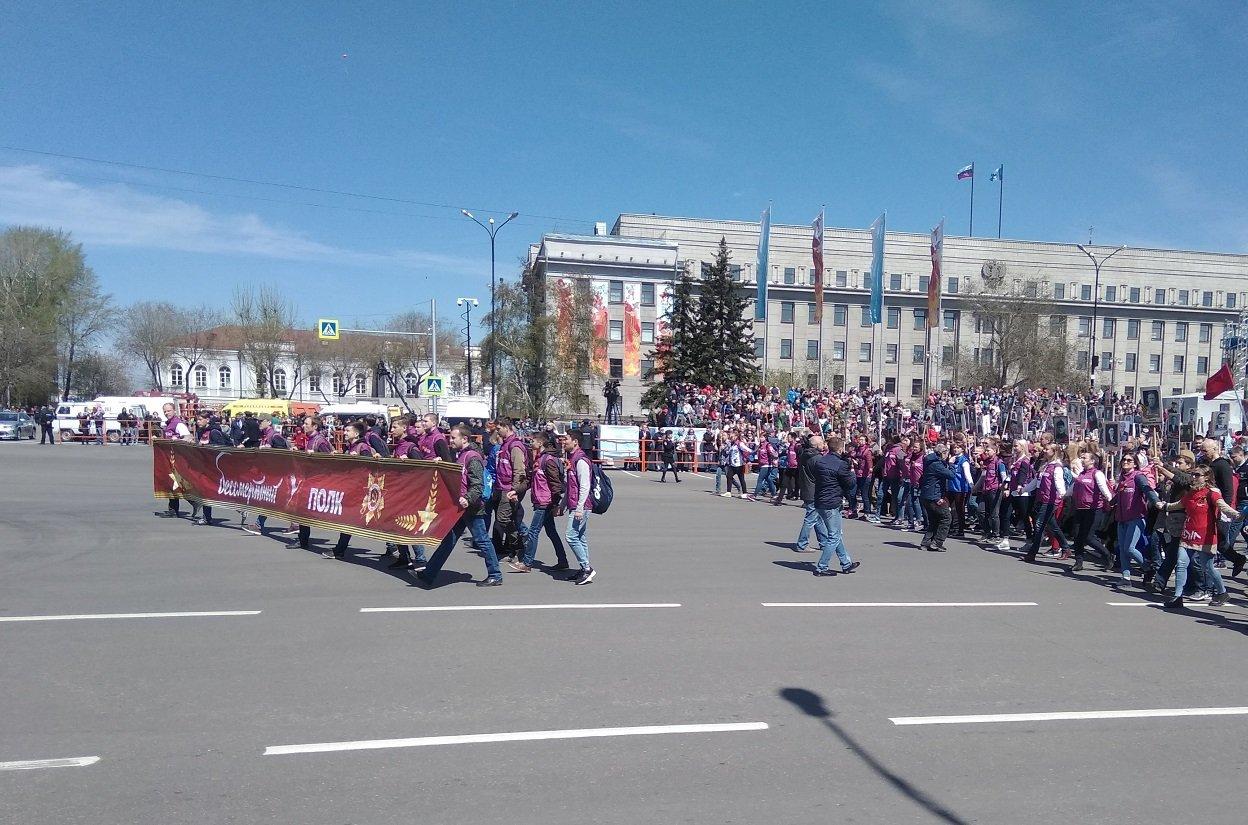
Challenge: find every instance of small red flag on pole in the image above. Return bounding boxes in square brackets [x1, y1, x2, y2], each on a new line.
[1205, 362, 1234, 400]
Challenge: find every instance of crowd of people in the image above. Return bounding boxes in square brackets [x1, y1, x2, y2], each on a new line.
[153, 403, 599, 588]
[642, 383, 1248, 611]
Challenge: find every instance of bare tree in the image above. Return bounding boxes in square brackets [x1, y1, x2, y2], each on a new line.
[120, 301, 183, 392]
[316, 336, 375, 400]
[167, 305, 224, 395]
[57, 268, 116, 401]
[232, 286, 296, 398]
[69, 351, 132, 398]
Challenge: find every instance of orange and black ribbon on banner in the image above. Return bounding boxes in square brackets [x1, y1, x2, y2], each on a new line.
[152, 440, 464, 546]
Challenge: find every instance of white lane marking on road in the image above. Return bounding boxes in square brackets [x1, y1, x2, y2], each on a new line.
[891, 706, 1248, 726]
[0, 756, 100, 770]
[620, 470, 640, 478]
[0, 611, 262, 622]
[762, 602, 1038, 608]
[361, 603, 681, 613]
[1106, 602, 1165, 607]
[265, 722, 769, 756]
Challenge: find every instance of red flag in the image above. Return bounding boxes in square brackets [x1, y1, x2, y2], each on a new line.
[812, 210, 825, 323]
[928, 220, 943, 329]
[1205, 362, 1234, 400]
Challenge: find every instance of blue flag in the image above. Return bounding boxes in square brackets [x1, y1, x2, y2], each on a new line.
[869, 212, 886, 324]
[755, 205, 770, 321]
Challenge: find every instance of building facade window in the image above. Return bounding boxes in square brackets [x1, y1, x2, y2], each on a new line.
[1079, 284, 1091, 301]
[218, 365, 232, 388]
[806, 340, 819, 360]
[1175, 321, 1187, 342]
[807, 302, 817, 323]
[942, 345, 954, 366]
[641, 322, 654, 344]
[1151, 320, 1164, 340]
[781, 301, 795, 323]
[860, 343, 872, 362]
[640, 283, 655, 306]
[913, 309, 927, 330]
[946, 276, 959, 294]
[1077, 317, 1091, 337]
[1105, 285, 1117, 302]
[887, 307, 900, 329]
[1127, 319, 1140, 339]
[1229, 293, 1239, 309]
[1076, 351, 1089, 370]
[404, 373, 419, 394]
[1198, 356, 1209, 374]
[608, 281, 623, 303]
[833, 304, 847, 326]
[1173, 355, 1185, 373]
[918, 275, 930, 294]
[1050, 317, 1067, 337]
[1149, 354, 1161, 373]
[170, 364, 183, 388]
[193, 365, 208, 389]
[332, 373, 345, 395]
[272, 368, 287, 393]
[1129, 287, 1141, 303]
[609, 358, 623, 379]
[833, 341, 846, 361]
[860, 306, 871, 327]
[308, 373, 320, 393]
[1101, 352, 1113, 370]
[609, 320, 623, 341]
[754, 338, 765, 358]
[355, 374, 367, 394]
[1200, 323, 1212, 343]
[885, 377, 897, 395]
[1178, 289, 1190, 305]
[729, 265, 742, 281]
[1154, 288, 1166, 305]
[835, 270, 848, 288]
[780, 339, 793, 359]
[640, 358, 654, 376]
[783, 267, 796, 285]
[886, 344, 898, 364]
[1103, 318, 1116, 338]
[912, 345, 925, 365]
[943, 310, 957, 332]
[889, 273, 902, 291]
[1125, 353, 1137, 372]
[859, 375, 870, 390]
[1054, 283, 1066, 300]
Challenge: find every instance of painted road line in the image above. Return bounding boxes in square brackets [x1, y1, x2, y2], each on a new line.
[620, 470, 640, 478]
[265, 721, 769, 756]
[0, 611, 262, 622]
[361, 603, 681, 613]
[891, 706, 1248, 726]
[762, 602, 1038, 608]
[0, 756, 100, 771]
[1106, 602, 1165, 607]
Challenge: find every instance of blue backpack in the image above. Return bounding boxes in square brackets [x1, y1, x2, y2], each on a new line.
[482, 442, 498, 500]
[588, 461, 614, 514]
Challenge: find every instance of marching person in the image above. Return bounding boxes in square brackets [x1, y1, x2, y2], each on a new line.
[321, 421, 375, 559]
[418, 413, 452, 461]
[383, 417, 426, 571]
[1023, 443, 1071, 563]
[241, 418, 289, 537]
[918, 441, 954, 552]
[416, 424, 502, 588]
[1068, 450, 1113, 572]
[287, 415, 334, 551]
[1110, 452, 1159, 588]
[190, 410, 232, 526]
[492, 418, 530, 561]
[1156, 462, 1240, 608]
[560, 429, 596, 584]
[1204, 438, 1247, 578]
[510, 431, 569, 573]
[809, 435, 860, 576]
[155, 402, 194, 518]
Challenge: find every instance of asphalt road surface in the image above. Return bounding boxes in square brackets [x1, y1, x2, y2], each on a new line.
[4, 441, 1248, 824]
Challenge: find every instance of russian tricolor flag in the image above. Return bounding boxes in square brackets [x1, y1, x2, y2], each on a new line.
[956, 163, 974, 180]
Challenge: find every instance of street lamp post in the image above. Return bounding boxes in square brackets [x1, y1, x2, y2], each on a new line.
[456, 297, 479, 395]
[462, 209, 519, 420]
[1076, 243, 1126, 395]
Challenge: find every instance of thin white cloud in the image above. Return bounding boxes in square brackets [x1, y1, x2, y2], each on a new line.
[0, 165, 484, 273]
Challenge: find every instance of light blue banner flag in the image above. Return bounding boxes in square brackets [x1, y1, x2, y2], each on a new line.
[869, 212, 886, 324]
[755, 205, 770, 320]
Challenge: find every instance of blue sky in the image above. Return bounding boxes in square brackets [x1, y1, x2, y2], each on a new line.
[2, 1, 1245, 327]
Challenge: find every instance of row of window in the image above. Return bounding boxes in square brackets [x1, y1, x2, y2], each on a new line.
[607, 320, 656, 343]
[606, 281, 657, 306]
[167, 364, 423, 396]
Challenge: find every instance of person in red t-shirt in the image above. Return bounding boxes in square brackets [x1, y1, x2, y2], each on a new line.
[1158, 464, 1240, 608]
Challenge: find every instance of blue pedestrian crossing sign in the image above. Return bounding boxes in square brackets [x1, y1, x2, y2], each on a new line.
[424, 375, 444, 396]
[317, 319, 340, 340]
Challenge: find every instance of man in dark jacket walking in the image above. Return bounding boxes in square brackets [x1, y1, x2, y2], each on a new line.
[809, 435, 861, 576]
[794, 434, 826, 553]
[918, 442, 955, 552]
[417, 425, 502, 587]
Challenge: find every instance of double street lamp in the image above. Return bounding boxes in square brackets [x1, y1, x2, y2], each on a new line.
[462, 209, 519, 420]
[1076, 243, 1126, 395]
[456, 297, 479, 395]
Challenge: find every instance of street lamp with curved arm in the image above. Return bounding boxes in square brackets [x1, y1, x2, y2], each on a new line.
[462, 210, 519, 419]
[1076, 243, 1126, 394]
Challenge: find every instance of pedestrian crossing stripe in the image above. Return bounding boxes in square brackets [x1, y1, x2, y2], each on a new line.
[318, 319, 340, 340]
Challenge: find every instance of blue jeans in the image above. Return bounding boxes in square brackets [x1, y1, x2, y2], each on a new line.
[1025, 500, 1068, 556]
[753, 466, 776, 496]
[796, 501, 827, 551]
[1193, 548, 1226, 595]
[565, 512, 591, 570]
[1116, 518, 1146, 578]
[715, 464, 726, 493]
[1156, 534, 1189, 596]
[853, 477, 872, 515]
[815, 507, 852, 572]
[522, 506, 567, 567]
[424, 512, 499, 581]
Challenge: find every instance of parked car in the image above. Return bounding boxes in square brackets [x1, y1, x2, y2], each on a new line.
[0, 410, 36, 440]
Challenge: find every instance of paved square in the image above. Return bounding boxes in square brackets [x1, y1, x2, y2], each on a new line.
[3, 442, 1246, 823]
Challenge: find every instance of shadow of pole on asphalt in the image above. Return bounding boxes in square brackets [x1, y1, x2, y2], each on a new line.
[779, 687, 970, 825]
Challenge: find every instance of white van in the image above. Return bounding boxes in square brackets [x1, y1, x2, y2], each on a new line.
[318, 402, 392, 428]
[54, 396, 173, 442]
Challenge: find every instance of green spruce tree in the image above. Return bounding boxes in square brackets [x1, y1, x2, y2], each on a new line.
[694, 237, 757, 386]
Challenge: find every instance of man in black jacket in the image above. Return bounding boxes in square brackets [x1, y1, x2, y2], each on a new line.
[809, 435, 861, 576]
[1204, 438, 1246, 577]
[793, 434, 824, 553]
[416, 425, 502, 588]
[918, 443, 955, 552]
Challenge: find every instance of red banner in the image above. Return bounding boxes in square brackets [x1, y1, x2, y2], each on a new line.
[152, 440, 464, 546]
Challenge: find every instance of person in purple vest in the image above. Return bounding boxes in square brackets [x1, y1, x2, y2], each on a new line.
[287, 415, 334, 551]
[510, 431, 569, 573]
[417, 413, 452, 461]
[1068, 450, 1113, 572]
[1022, 443, 1071, 563]
[155, 402, 194, 518]
[416, 425, 502, 587]
[491, 417, 530, 562]
[1110, 452, 1160, 588]
[976, 444, 1009, 550]
[560, 429, 596, 584]
[383, 417, 428, 571]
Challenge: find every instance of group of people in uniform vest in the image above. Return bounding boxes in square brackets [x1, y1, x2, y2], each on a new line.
[154, 406, 598, 587]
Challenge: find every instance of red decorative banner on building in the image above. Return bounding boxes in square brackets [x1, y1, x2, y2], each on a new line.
[152, 441, 464, 546]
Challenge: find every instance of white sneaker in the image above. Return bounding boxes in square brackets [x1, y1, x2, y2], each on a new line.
[719, 492, 733, 498]
[996, 539, 1010, 550]
[1187, 591, 1212, 602]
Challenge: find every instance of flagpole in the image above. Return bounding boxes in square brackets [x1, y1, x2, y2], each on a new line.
[997, 167, 1003, 239]
[816, 206, 825, 391]
[968, 162, 975, 236]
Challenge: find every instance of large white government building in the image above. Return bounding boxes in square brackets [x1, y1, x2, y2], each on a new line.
[527, 213, 1248, 417]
